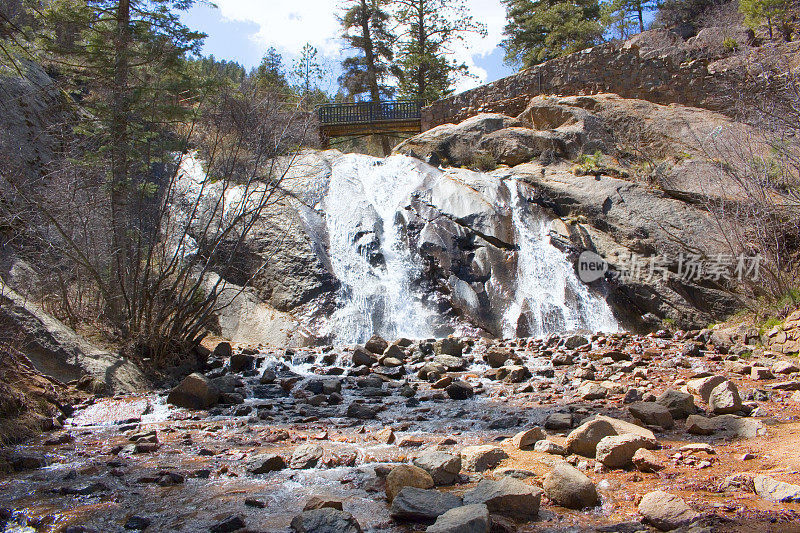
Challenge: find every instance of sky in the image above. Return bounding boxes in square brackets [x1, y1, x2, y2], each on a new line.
[181, 0, 516, 95]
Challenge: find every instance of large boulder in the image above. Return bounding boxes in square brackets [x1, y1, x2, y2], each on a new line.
[167, 373, 220, 409]
[413, 452, 462, 485]
[753, 475, 800, 503]
[656, 389, 695, 418]
[385, 464, 435, 502]
[463, 477, 543, 519]
[390, 487, 463, 522]
[595, 434, 654, 469]
[566, 415, 655, 457]
[290, 508, 362, 533]
[638, 490, 699, 531]
[542, 463, 598, 509]
[708, 380, 742, 414]
[426, 504, 490, 533]
[460, 445, 508, 472]
[628, 402, 674, 429]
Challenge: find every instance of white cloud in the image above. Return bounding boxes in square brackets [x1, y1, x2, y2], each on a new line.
[211, 0, 506, 91]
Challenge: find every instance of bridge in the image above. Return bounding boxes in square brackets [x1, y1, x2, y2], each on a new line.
[317, 100, 423, 146]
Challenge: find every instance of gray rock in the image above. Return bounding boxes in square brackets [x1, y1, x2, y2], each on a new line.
[460, 445, 508, 472]
[511, 427, 546, 449]
[687, 376, 727, 403]
[290, 508, 363, 533]
[708, 380, 742, 415]
[413, 451, 462, 485]
[542, 463, 598, 509]
[595, 434, 655, 469]
[656, 389, 695, 418]
[389, 487, 463, 522]
[426, 504, 490, 533]
[446, 380, 474, 400]
[638, 490, 699, 531]
[346, 403, 377, 419]
[290, 444, 324, 469]
[365, 335, 388, 355]
[534, 439, 567, 455]
[753, 475, 800, 502]
[434, 355, 467, 371]
[247, 454, 286, 474]
[566, 415, 654, 457]
[628, 402, 674, 429]
[463, 477, 543, 519]
[167, 373, 220, 410]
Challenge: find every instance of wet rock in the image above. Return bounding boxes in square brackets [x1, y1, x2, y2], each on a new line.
[446, 381, 474, 400]
[413, 451, 461, 485]
[753, 475, 800, 502]
[213, 342, 232, 358]
[209, 515, 245, 533]
[544, 412, 573, 430]
[10, 454, 48, 471]
[687, 375, 727, 403]
[290, 508, 362, 533]
[346, 402, 377, 420]
[511, 427, 546, 449]
[167, 373, 220, 409]
[365, 335, 389, 355]
[595, 434, 654, 469]
[426, 503, 490, 533]
[484, 349, 511, 368]
[248, 453, 286, 474]
[628, 402, 674, 429]
[436, 338, 464, 357]
[229, 353, 255, 372]
[390, 487, 463, 522]
[210, 374, 242, 394]
[632, 448, 664, 472]
[290, 444, 324, 469]
[463, 477, 543, 519]
[434, 355, 467, 371]
[351, 347, 376, 367]
[496, 365, 531, 383]
[386, 464, 435, 502]
[656, 389, 695, 418]
[542, 463, 598, 509]
[124, 516, 151, 530]
[259, 369, 276, 384]
[564, 335, 589, 349]
[708, 380, 742, 414]
[534, 439, 567, 455]
[460, 445, 508, 472]
[303, 497, 344, 511]
[638, 490, 699, 531]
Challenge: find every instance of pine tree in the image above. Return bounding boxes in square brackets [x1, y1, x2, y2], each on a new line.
[292, 43, 324, 95]
[38, 0, 205, 330]
[739, 0, 792, 40]
[392, 0, 486, 103]
[603, 0, 658, 38]
[255, 46, 288, 90]
[501, 0, 604, 67]
[338, 0, 395, 102]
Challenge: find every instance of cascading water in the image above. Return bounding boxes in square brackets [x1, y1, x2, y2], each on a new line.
[502, 180, 619, 337]
[321, 154, 439, 345]
[317, 153, 618, 344]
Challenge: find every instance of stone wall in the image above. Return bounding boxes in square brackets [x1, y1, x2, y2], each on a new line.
[764, 309, 800, 355]
[422, 40, 733, 130]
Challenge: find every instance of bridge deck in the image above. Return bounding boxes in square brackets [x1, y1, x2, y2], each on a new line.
[317, 100, 422, 143]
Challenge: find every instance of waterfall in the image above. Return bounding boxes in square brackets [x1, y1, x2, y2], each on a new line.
[313, 153, 619, 344]
[502, 181, 619, 337]
[320, 154, 438, 345]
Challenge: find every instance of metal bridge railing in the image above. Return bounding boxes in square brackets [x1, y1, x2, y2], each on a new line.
[317, 100, 423, 126]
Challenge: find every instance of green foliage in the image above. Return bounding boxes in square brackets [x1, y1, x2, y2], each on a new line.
[576, 150, 604, 174]
[339, 0, 395, 101]
[469, 152, 498, 172]
[602, 0, 658, 39]
[722, 36, 739, 51]
[292, 43, 325, 96]
[654, 0, 726, 29]
[255, 47, 288, 91]
[393, 0, 486, 102]
[739, 0, 792, 40]
[501, 0, 604, 67]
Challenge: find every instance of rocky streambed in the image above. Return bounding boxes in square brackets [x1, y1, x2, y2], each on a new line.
[2, 331, 800, 532]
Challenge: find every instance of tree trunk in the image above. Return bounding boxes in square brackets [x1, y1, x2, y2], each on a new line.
[416, 0, 427, 101]
[360, 0, 390, 155]
[109, 0, 132, 331]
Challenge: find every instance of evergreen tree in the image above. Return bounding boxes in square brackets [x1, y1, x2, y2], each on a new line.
[292, 43, 324, 95]
[255, 46, 288, 91]
[501, 0, 604, 67]
[603, 0, 659, 38]
[338, 0, 395, 101]
[739, 0, 792, 40]
[38, 0, 205, 331]
[393, 0, 486, 102]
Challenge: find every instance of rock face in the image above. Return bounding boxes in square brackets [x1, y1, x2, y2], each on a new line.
[463, 477, 543, 519]
[542, 463, 598, 509]
[426, 504, 490, 533]
[167, 373, 220, 409]
[638, 490, 699, 531]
